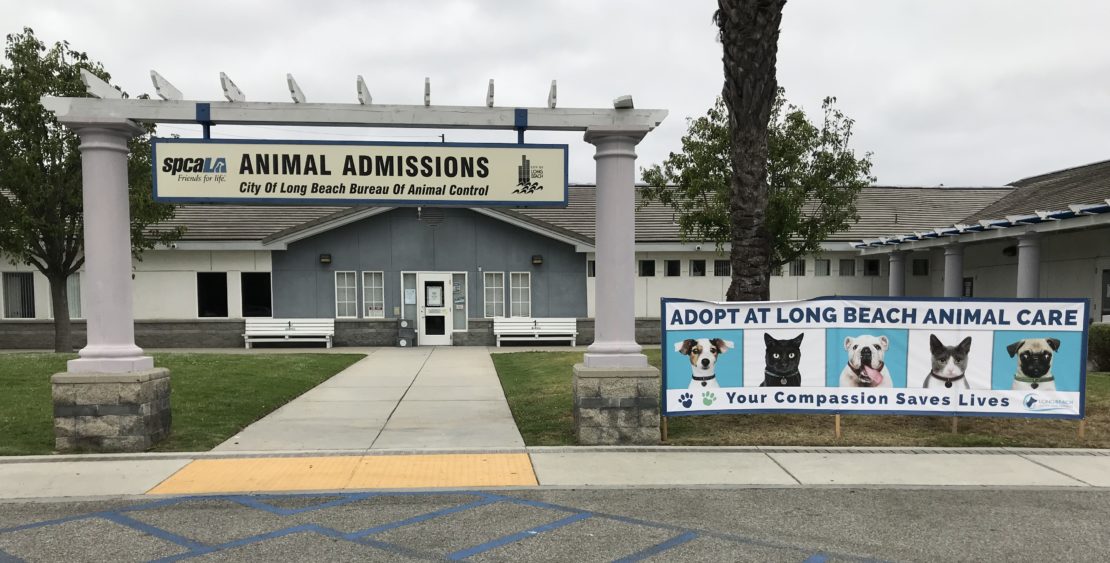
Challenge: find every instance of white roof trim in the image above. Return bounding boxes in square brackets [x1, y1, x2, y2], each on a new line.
[858, 211, 1110, 255]
[469, 208, 595, 250]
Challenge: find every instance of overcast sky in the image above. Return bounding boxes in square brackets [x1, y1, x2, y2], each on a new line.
[5, 0, 1109, 186]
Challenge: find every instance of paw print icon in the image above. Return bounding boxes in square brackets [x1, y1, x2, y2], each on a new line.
[702, 391, 716, 406]
[679, 392, 694, 408]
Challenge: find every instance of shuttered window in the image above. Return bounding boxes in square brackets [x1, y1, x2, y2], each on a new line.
[2, 273, 35, 319]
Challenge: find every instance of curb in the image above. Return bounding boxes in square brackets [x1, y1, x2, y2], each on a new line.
[2, 445, 1108, 464]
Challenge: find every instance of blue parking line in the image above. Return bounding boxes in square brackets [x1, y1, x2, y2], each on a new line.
[0, 547, 23, 563]
[230, 492, 375, 516]
[100, 513, 208, 551]
[349, 496, 502, 538]
[803, 554, 829, 563]
[0, 514, 92, 535]
[446, 512, 592, 560]
[613, 531, 698, 563]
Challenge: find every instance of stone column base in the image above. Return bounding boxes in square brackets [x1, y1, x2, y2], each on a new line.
[51, 368, 171, 452]
[573, 364, 660, 445]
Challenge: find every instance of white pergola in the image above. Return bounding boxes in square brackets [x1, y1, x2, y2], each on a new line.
[44, 71, 668, 373]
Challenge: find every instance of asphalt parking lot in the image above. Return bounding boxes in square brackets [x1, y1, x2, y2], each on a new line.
[2, 487, 1108, 562]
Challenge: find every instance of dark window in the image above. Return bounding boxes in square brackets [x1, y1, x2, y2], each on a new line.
[962, 277, 974, 298]
[790, 259, 806, 276]
[1103, 270, 1110, 315]
[689, 260, 706, 277]
[714, 260, 730, 277]
[912, 259, 930, 276]
[863, 259, 881, 277]
[241, 272, 272, 317]
[839, 259, 856, 277]
[587, 260, 595, 277]
[815, 259, 831, 276]
[2, 272, 35, 319]
[770, 265, 783, 277]
[638, 260, 656, 277]
[197, 272, 228, 318]
[665, 260, 681, 277]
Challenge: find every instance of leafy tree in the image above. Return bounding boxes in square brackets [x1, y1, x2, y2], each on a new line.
[0, 27, 180, 352]
[642, 89, 873, 299]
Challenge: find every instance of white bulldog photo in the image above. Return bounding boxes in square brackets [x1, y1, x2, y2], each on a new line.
[675, 338, 734, 390]
[840, 335, 893, 388]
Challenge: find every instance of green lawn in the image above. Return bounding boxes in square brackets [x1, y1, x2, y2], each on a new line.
[0, 352, 363, 455]
[493, 349, 1110, 448]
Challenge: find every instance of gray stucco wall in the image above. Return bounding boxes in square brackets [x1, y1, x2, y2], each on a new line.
[272, 207, 586, 319]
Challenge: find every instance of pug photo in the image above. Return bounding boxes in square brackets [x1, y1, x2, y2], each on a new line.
[1006, 338, 1060, 390]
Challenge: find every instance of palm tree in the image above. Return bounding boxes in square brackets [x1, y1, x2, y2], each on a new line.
[715, 0, 786, 300]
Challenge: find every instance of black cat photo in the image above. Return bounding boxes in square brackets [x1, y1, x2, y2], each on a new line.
[761, 333, 804, 387]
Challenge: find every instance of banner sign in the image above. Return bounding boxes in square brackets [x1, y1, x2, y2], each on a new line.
[151, 138, 568, 207]
[661, 296, 1089, 419]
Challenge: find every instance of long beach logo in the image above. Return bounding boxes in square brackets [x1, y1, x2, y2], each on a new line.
[1022, 394, 1074, 413]
[513, 154, 544, 194]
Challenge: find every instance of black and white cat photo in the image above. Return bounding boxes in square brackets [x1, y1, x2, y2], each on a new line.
[923, 334, 972, 389]
[761, 333, 803, 387]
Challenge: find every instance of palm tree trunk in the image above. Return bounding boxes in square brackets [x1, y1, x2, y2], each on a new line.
[716, 0, 786, 301]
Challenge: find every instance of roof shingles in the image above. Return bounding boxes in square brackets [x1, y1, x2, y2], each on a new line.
[154, 185, 1014, 245]
[964, 159, 1110, 222]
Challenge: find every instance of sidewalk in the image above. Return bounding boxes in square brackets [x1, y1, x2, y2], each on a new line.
[1, 447, 1108, 500]
[213, 346, 525, 451]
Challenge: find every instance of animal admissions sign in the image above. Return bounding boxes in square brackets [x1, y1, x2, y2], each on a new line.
[152, 138, 568, 207]
[661, 296, 1088, 419]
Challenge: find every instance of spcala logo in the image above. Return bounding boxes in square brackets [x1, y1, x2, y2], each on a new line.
[513, 154, 544, 194]
[1022, 394, 1074, 413]
[161, 157, 227, 175]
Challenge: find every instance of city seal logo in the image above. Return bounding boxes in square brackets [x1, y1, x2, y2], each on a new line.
[1022, 394, 1074, 413]
[513, 154, 544, 194]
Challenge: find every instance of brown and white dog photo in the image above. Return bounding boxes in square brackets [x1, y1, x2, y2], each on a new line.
[675, 338, 734, 390]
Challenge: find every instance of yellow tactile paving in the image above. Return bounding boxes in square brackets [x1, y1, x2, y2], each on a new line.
[147, 456, 362, 495]
[348, 454, 537, 489]
[146, 454, 537, 495]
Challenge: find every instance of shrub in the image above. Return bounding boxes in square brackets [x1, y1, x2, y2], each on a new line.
[1090, 323, 1110, 372]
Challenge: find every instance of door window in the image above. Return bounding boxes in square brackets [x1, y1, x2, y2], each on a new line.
[425, 281, 444, 307]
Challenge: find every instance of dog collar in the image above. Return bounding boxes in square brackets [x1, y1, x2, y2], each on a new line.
[765, 369, 801, 385]
[928, 372, 965, 389]
[1015, 373, 1053, 384]
[691, 374, 716, 382]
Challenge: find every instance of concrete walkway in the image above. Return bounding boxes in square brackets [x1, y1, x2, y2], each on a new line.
[213, 347, 525, 452]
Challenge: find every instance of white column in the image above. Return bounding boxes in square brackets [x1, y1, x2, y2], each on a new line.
[1016, 232, 1041, 298]
[887, 251, 905, 297]
[583, 127, 649, 368]
[67, 122, 154, 374]
[943, 244, 964, 297]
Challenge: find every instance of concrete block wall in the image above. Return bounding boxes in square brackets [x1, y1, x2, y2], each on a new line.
[573, 365, 661, 445]
[334, 319, 400, 347]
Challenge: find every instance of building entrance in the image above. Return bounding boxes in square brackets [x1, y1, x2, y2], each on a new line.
[416, 272, 453, 346]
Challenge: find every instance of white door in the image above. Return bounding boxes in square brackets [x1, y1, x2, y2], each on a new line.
[416, 273, 453, 346]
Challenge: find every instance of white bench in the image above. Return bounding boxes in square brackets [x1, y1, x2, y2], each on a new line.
[243, 318, 335, 349]
[493, 317, 578, 347]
